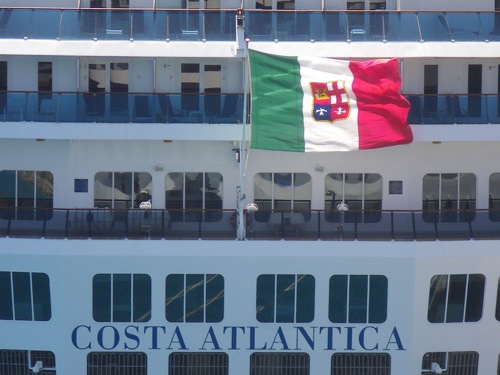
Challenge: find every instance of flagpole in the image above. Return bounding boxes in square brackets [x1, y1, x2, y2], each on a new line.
[237, 40, 250, 241]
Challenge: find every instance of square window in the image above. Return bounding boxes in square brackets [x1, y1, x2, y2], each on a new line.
[74, 179, 88, 193]
[389, 180, 403, 195]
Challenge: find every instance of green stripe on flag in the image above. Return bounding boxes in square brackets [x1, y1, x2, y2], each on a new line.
[249, 50, 305, 152]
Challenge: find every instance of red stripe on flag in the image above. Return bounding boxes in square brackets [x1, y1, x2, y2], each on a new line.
[349, 59, 413, 150]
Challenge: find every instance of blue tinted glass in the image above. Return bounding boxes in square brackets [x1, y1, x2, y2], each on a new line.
[465, 274, 484, 322]
[133, 274, 151, 322]
[428, 275, 447, 323]
[349, 275, 368, 323]
[186, 274, 204, 322]
[32, 273, 51, 321]
[296, 274, 315, 323]
[0, 272, 13, 320]
[329, 275, 348, 323]
[205, 274, 224, 323]
[13, 272, 32, 321]
[276, 275, 295, 323]
[368, 276, 387, 323]
[93, 274, 111, 322]
[257, 274, 275, 323]
[166, 274, 184, 322]
[113, 274, 131, 322]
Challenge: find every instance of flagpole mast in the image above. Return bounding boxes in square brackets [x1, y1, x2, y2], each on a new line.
[236, 20, 249, 241]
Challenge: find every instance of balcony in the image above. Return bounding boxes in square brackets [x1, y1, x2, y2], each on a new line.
[0, 92, 498, 127]
[0, 92, 244, 124]
[0, 8, 499, 43]
[2, 207, 500, 241]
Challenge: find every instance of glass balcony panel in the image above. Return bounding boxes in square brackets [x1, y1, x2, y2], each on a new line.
[205, 11, 235, 41]
[418, 12, 449, 41]
[385, 12, 419, 41]
[246, 11, 273, 41]
[153, 11, 168, 40]
[0, 9, 32, 39]
[29, 10, 60, 39]
[365, 11, 387, 41]
[59, 10, 83, 40]
[478, 12, 500, 41]
[130, 11, 155, 40]
[324, 12, 347, 41]
[445, 13, 484, 41]
[486, 96, 500, 124]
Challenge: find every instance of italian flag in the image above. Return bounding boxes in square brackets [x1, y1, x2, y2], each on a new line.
[249, 50, 413, 152]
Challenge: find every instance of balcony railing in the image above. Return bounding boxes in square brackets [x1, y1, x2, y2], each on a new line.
[2, 207, 500, 241]
[0, 92, 244, 124]
[0, 8, 499, 43]
[0, 92, 498, 125]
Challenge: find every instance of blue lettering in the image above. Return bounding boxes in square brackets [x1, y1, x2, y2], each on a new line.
[359, 326, 378, 351]
[294, 327, 316, 350]
[124, 325, 140, 350]
[345, 327, 355, 350]
[144, 326, 166, 350]
[200, 327, 221, 350]
[223, 326, 245, 350]
[248, 326, 267, 350]
[319, 326, 341, 350]
[97, 326, 119, 350]
[270, 327, 289, 350]
[71, 325, 91, 350]
[168, 326, 187, 350]
[384, 327, 405, 351]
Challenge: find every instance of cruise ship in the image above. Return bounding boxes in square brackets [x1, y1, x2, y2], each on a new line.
[1, 0, 500, 374]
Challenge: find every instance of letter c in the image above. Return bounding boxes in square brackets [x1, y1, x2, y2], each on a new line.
[72, 325, 91, 350]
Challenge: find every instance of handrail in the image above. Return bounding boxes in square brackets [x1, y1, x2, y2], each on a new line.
[1, 207, 500, 241]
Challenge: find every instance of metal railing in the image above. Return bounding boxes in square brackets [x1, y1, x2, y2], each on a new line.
[0, 92, 245, 124]
[1, 92, 500, 126]
[2, 207, 500, 241]
[0, 8, 499, 43]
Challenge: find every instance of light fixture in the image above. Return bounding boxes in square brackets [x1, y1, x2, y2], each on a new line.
[233, 149, 240, 162]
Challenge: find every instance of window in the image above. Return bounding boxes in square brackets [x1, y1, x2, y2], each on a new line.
[422, 352, 478, 375]
[468, 64, 482, 117]
[427, 274, 484, 323]
[169, 353, 228, 375]
[325, 173, 382, 223]
[489, 173, 500, 220]
[165, 172, 223, 222]
[165, 274, 224, 323]
[87, 352, 146, 375]
[494, 277, 500, 321]
[256, 274, 314, 323]
[347, 0, 385, 10]
[254, 173, 311, 222]
[0, 272, 51, 321]
[0, 350, 56, 374]
[38, 62, 52, 92]
[255, 0, 295, 10]
[92, 274, 151, 322]
[332, 353, 390, 375]
[0, 170, 53, 220]
[422, 173, 476, 222]
[94, 172, 152, 209]
[329, 275, 387, 324]
[424, 65, 438, 112]
[0, 61, 7, 91]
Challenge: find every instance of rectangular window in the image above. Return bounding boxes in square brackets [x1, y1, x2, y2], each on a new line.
[0, 61, 6, 91]
[87, 352, 146, 375]
[38, 62, 52, 92]
[325, 173, 382, 223]
[250, 353, 309, 375]
[422, 352, 478, 375]
[428, 274, 484, 323]
[169, 352, 228, 375]
[165, 172, 223, 222]
[332, 353, 390, 375]
[165, 274, 224, 323]
[0, 272, 51, 321]
[256, 274, 315, 323]
[468, 64, 482, 117]
[0, 350, 55, 374]
[329, 275, 387, 324]
[422, 173, 476, 223]
[94, 171, 152, 209]
[92, 274, 151, 322]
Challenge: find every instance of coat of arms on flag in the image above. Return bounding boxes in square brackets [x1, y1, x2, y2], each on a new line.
[310, 81, 350, 123]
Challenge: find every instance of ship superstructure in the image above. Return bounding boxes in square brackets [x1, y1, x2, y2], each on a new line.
[1, 0, 500, 374]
